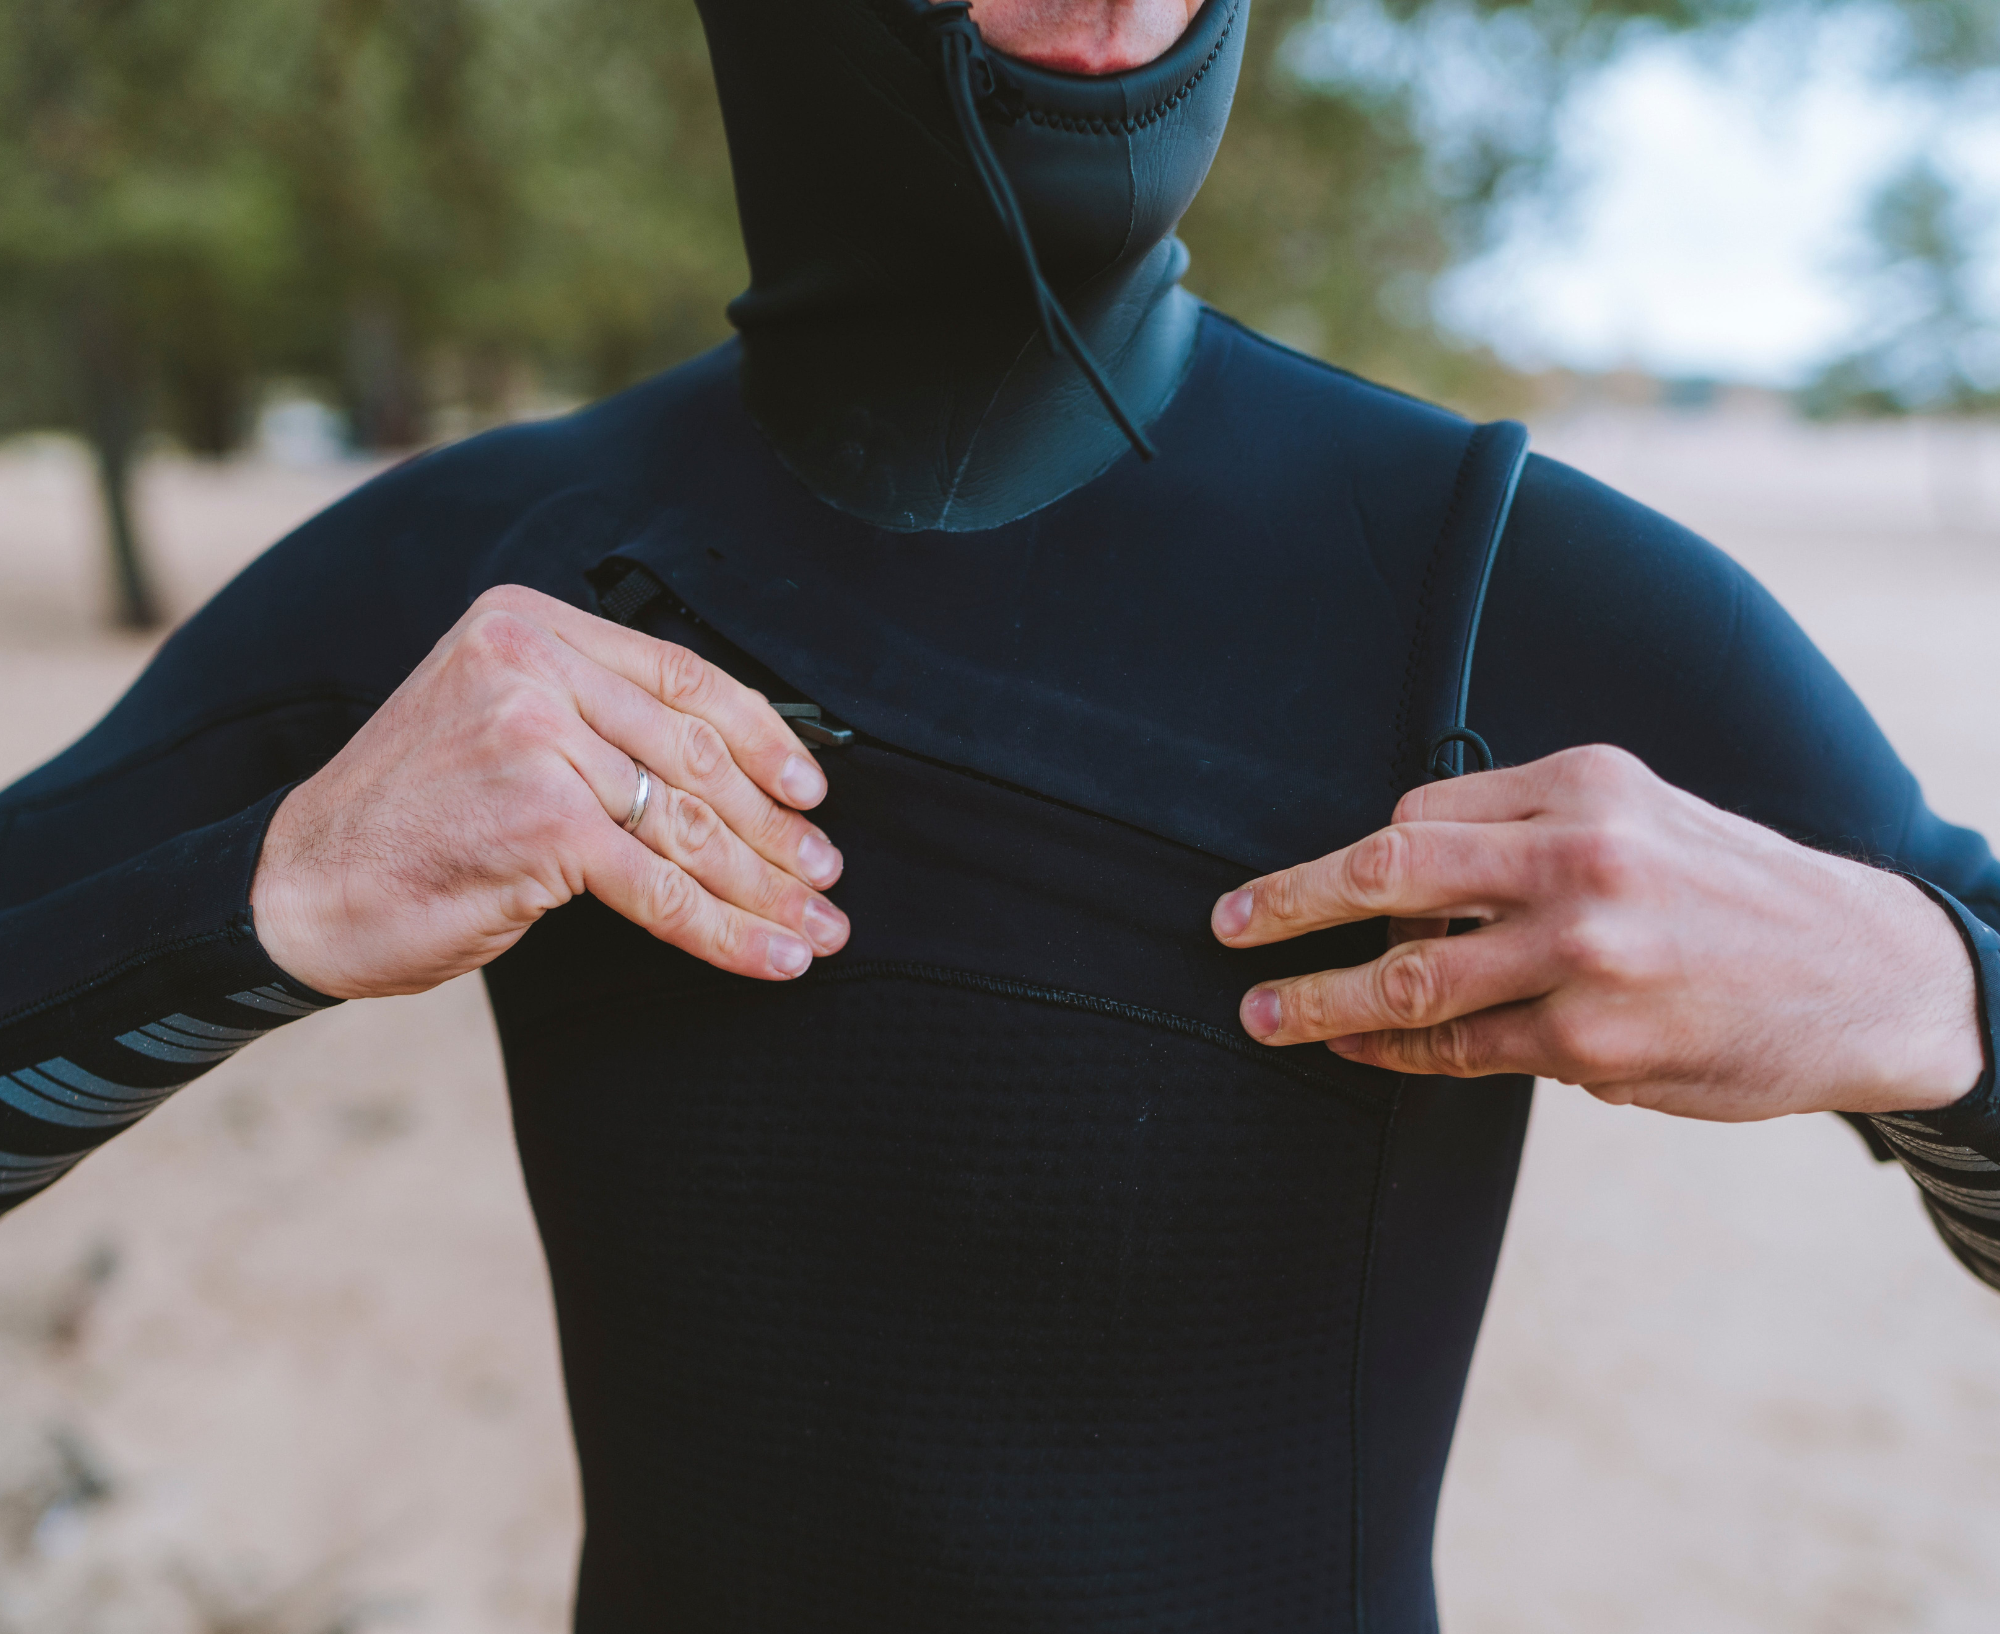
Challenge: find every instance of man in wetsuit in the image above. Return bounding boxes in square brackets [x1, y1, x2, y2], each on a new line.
[4, 0, 1999, 1626]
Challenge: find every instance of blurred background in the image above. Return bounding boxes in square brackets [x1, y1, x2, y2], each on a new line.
[2, 0, 1999, 1629]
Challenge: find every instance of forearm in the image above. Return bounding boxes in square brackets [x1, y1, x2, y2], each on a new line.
[0, 792, 337, 1214]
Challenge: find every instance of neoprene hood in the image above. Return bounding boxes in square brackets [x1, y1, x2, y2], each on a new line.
[694, 0, 1249, 530]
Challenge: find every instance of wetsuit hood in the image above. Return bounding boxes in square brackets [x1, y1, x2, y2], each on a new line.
[694, 0, 1249, 530]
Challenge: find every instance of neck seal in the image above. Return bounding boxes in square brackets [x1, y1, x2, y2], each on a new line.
[698, 0, 1248, 531]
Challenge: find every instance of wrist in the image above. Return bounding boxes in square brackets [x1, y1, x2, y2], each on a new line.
[1871, 873, 1984, 1113]
[249, 783, 366, 1000]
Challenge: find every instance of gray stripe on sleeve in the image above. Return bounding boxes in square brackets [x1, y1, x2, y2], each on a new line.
[0, 1074, 162, 1129]
[0, 1149, 86, 1197]
[32, 1057, 187, 1105]
[1870, 1117, 2000, 1173]
[228, 985, 320, 1018]
[150, 1015, 271, 1044]
[115, 1031, 241, 1064]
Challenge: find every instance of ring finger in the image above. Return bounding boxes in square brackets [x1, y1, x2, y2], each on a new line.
[630, 766, 849, 955]
[566, 660, 841, 889]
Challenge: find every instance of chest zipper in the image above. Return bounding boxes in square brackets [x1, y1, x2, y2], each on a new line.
[773, 702, 854, 749]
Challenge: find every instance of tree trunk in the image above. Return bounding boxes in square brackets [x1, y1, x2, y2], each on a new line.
[342, 298, 423, 451]
[88, 410, 156, 630]
[72, 289, 161, 630]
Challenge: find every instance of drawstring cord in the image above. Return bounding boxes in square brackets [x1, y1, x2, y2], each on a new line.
[1427, 727, 1493, 780]
[903, 1, 1157, 462]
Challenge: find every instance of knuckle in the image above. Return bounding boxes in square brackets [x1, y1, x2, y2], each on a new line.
[704, 908, 747, 962]
[678, 718, 730, 784]
[665, 789, 722, 855]
[1563, 743, 1650, 796]
[473, 583, 545, 618]
[1562, 825, 1643, 899]
[485, 684, 560, 749]
[1551, 913, 1637, 984]
[743, 794, 801, 851]
[655, 641, 712, 706]
[1287, 980, 1339, 1037]
[1545, 1007, 1635, 1078]
[1344, 827, 1411, 906]
[1260, 870, 1309, 926]
[458, 609, 545, 680]
[638, 863, 703, 930]
[1424, 1019, 1483, 1076]
[1376, 945, 1445, 1029]
[748, 865, 799, 919]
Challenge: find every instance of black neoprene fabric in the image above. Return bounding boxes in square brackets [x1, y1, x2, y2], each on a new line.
[6, 0, 2000, 1623]
[3, 315, 1998, 1630]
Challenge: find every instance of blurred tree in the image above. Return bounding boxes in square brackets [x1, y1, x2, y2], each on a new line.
[1804, 156, 1999, 417]
[449, 0, 744, 405]
[3, 0, 1997, 628]
[0, 0, 296, 626]
[259, 0, 521, 448]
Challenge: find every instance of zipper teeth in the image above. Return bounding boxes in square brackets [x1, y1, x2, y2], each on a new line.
[767, 958, 1381, 1101]
[839, 733, 1258, 873]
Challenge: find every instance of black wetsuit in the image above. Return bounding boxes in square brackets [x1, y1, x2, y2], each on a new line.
[5, 1, 2000, 1629]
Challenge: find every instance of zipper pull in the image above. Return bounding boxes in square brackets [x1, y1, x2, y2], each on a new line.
[773, 702, 854, 749]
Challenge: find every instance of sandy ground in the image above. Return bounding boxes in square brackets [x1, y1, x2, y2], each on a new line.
[0, 409, 1996, 1632]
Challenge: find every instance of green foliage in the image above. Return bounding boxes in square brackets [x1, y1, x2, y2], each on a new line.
[2, 1, 1998, 601]
[1805, 156, 2000, 416]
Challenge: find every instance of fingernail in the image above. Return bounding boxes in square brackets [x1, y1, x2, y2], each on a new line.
[780, 754, 826, 808]
[1242, 988, 1282, 1041]
[1327, 1035, 1362, 1056]
[768, 935, 812, 977]
[798, 831, 842, 887]
[802, 896, 848, 953]
[1213, 887, 1254, 940]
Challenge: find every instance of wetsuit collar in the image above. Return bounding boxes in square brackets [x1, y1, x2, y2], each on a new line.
[696, 0, 1249, 532]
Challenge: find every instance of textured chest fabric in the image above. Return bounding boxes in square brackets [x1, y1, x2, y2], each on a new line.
[479, 318, 1531, 1629]
[489, 743, 1435, 1631]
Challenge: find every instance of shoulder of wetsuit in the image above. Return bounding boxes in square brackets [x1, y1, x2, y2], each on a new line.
[1196, 305, 1481, 430]
[1477, 449, 1935, 859]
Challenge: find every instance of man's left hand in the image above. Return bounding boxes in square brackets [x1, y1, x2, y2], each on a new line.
[1210, 745, 1983, 1120]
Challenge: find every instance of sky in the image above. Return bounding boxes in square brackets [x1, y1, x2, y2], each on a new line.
[1431, 12, 2000, 386]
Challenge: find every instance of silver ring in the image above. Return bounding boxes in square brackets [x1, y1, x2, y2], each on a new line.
[622, 761, 652, 834]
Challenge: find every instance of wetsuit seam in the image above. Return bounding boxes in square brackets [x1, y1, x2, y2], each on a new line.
[1392, 433, 1484, 794]
[813, 961, 1348, 1089]
[0, 686, 384, 816]
[1349, 1076, 1403, 1632]
[540, 959, 1389, 1102]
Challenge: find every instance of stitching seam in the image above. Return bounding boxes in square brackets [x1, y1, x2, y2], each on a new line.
[1391, 428, 1485, 794]
[554, 958, 1391, 1105]
[1347, 1078, 1403, 1633]
[867, 0, 1239, 132]
[1021, 3, 1239, 132]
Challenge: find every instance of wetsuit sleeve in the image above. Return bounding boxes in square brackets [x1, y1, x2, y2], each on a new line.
[1476, 454, 2000, 1291]
[0, 459, 470, 1217]
[0, 789, 340, 1207]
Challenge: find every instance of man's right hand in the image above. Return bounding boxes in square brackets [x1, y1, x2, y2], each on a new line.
[250, 584, 847, 999]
